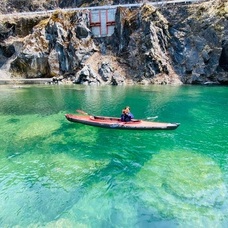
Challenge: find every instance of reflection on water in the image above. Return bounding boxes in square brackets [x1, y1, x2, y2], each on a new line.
[0, 85, 227, 227]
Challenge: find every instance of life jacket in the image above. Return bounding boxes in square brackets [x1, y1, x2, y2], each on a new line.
[121, 113, 132, 122]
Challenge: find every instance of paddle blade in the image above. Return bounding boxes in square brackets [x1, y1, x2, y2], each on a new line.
[147, 116, 158, 120]
[76, 110, 89, 115]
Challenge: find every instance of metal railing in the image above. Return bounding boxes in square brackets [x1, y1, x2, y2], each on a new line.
[0, 0, 206, 17]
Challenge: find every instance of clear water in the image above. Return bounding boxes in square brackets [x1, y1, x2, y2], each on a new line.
[0, 84, 227, 227]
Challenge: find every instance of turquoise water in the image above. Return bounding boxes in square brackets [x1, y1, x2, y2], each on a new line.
[0, 84, 227, 227]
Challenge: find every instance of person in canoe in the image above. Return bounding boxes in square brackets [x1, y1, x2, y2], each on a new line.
[121, 106, 134, 122]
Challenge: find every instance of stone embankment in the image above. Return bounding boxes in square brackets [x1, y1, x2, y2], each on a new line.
[0, 0, 227, 85]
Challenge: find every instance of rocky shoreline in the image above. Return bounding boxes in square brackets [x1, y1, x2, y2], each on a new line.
[0, 78, 52, 85]
[0, 1, 228, 85]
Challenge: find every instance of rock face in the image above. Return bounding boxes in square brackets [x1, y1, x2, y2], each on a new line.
[8, 10, 96, 78]
[162, 0, 228, 84]
[0, 0, 227, 85]
[112, 5, 182, 85]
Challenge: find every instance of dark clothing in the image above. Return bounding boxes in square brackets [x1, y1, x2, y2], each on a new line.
[121, 113, 134, 122]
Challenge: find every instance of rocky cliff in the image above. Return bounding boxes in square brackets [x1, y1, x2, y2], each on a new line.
[162, 0, 228, 84]
[0, 0, 227, 85]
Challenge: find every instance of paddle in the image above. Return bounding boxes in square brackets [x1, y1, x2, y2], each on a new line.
[76, 109, 91, 115]
[76, 109, 158, 121]
[146, 116, 158, 120]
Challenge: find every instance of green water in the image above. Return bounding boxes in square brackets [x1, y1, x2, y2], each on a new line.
[0, 84, 227, 227]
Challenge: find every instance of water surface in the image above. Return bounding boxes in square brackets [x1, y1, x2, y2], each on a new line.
[0, 84, 227, 227]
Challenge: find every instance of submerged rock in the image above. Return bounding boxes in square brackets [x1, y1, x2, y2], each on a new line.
[135, 150, 228, 225]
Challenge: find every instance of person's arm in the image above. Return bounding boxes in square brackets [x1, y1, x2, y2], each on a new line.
[130, 113, 134, 119]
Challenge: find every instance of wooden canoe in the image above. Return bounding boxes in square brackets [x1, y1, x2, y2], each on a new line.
[65, 114, 180, 130]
